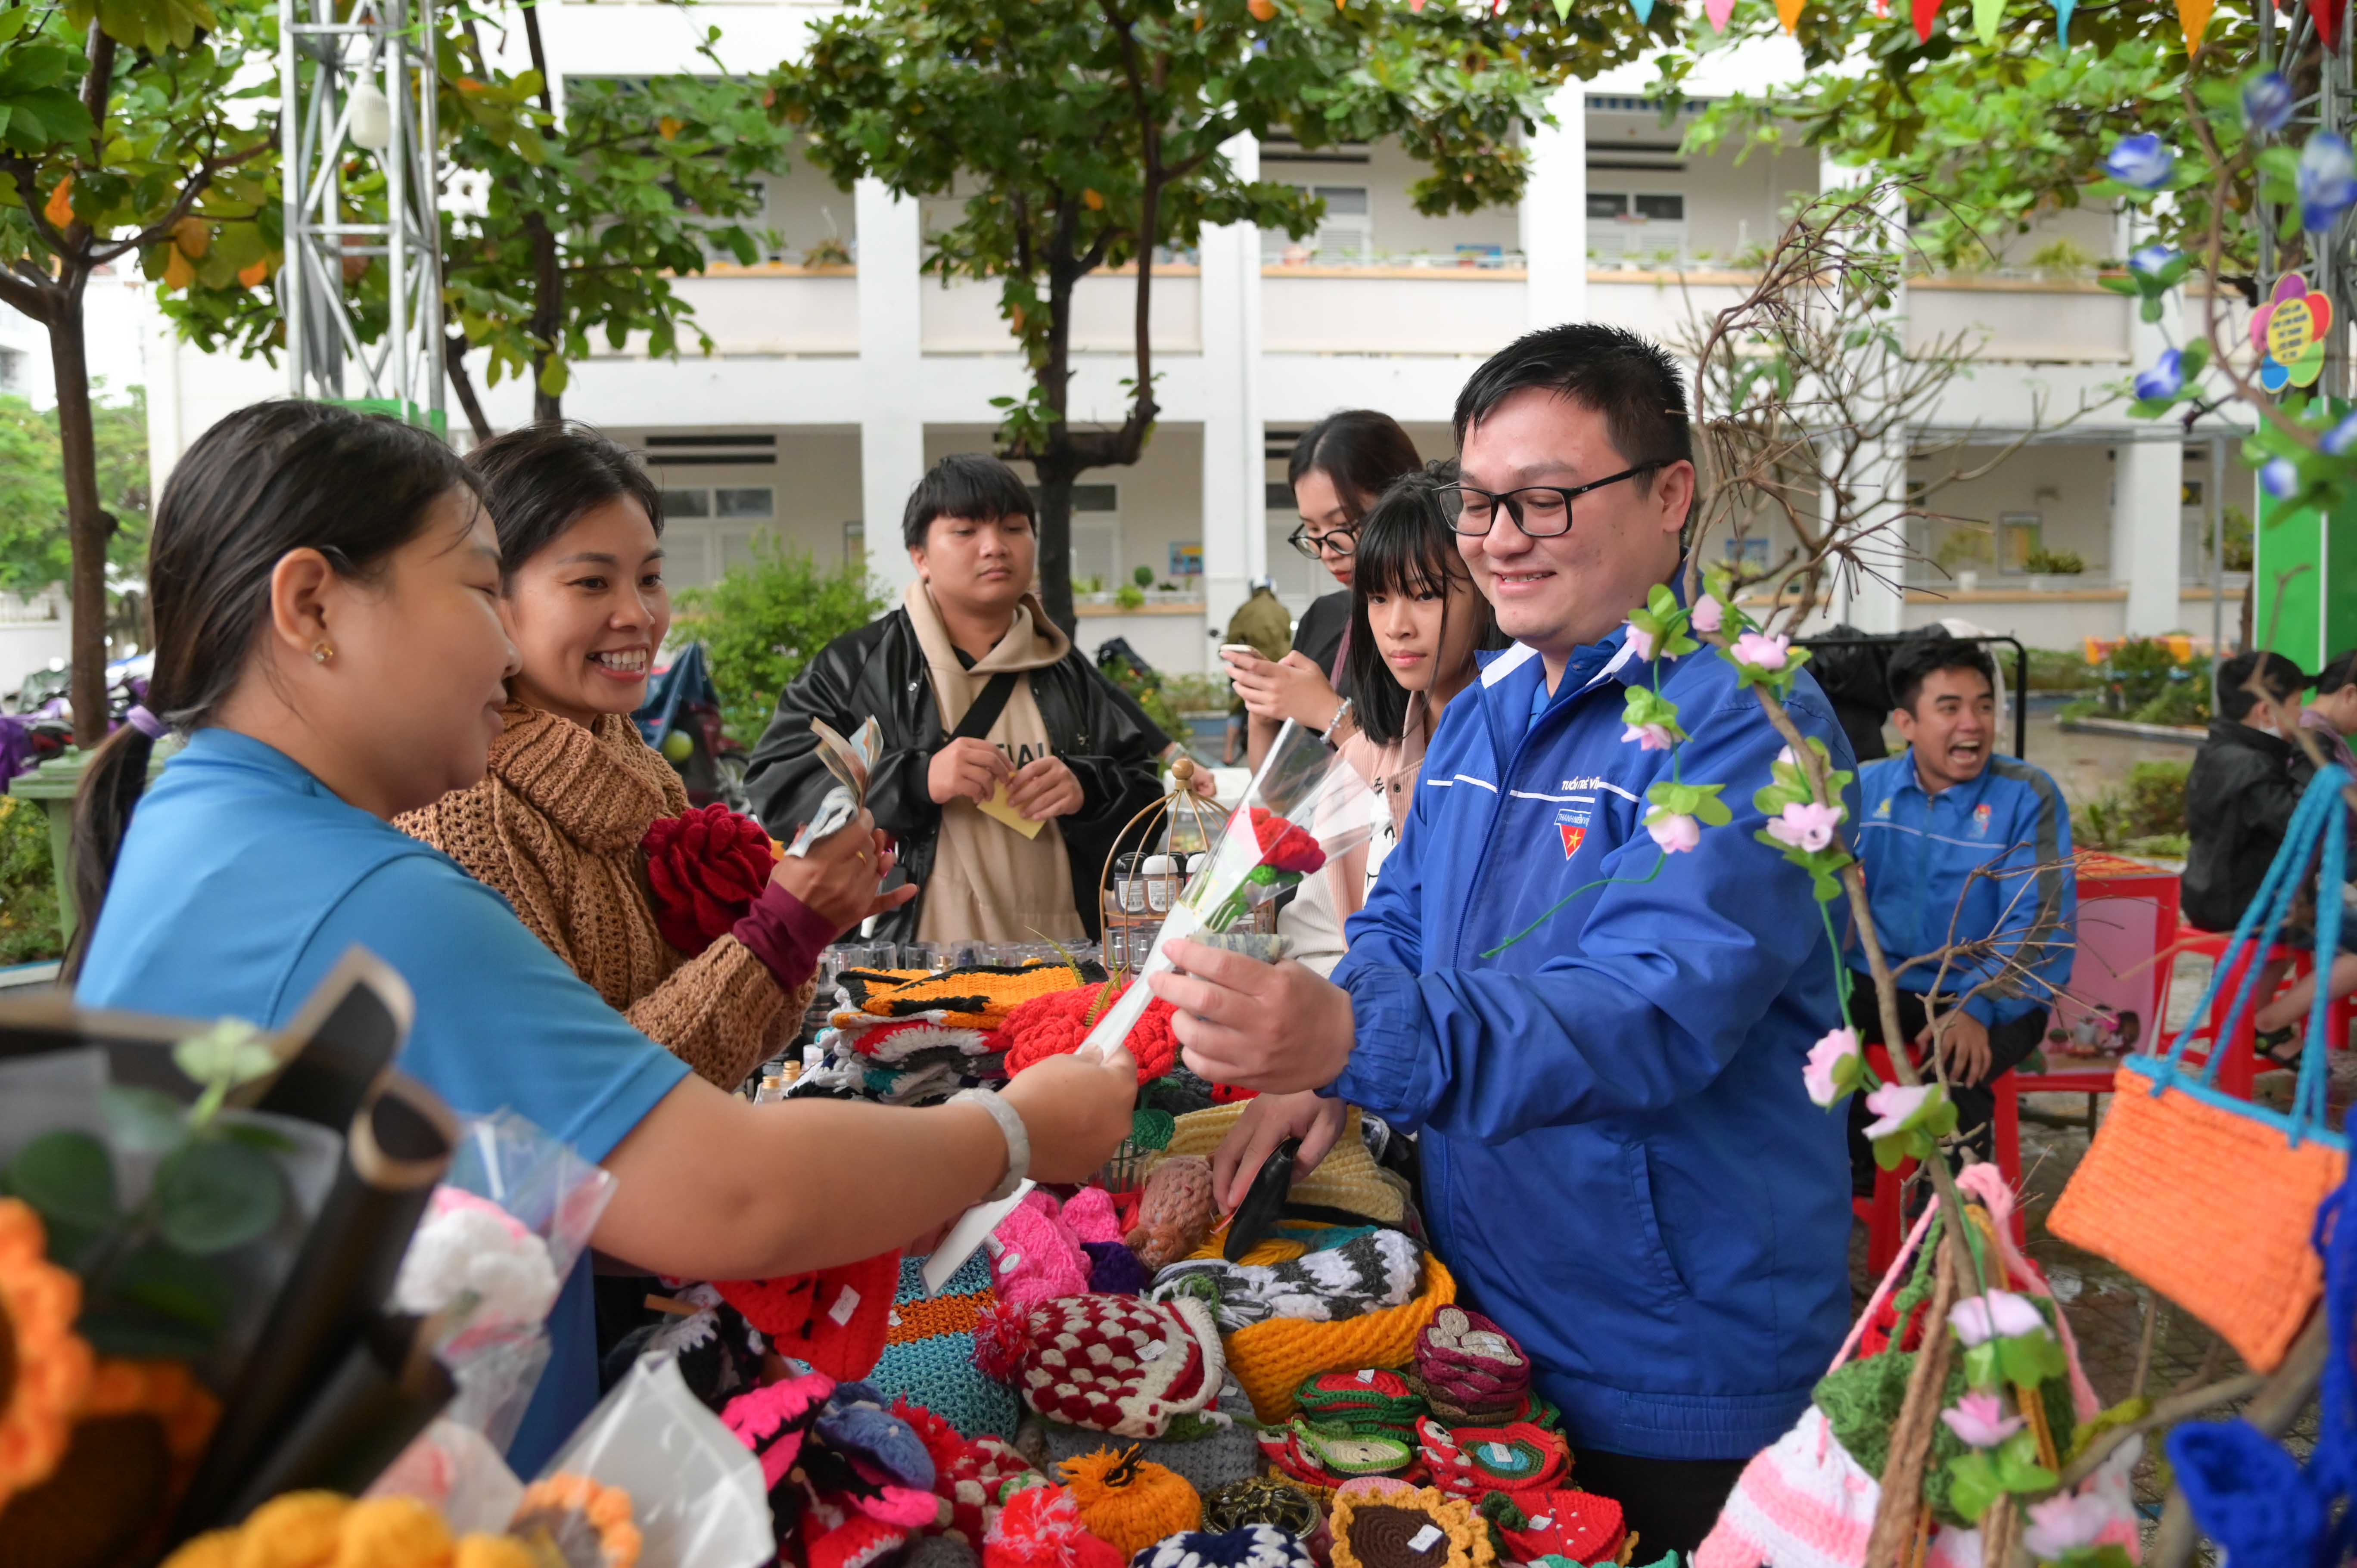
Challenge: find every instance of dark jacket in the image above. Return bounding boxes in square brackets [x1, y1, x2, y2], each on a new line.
[743, 608, 1165, 943]
[2182, 717, 2313, 932]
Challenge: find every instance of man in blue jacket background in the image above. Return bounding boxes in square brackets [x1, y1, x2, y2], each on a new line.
[1846, 635, 2074, 1186]
[1150, 324, 1856, 1552]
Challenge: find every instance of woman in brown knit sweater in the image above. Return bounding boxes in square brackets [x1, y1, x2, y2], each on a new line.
[401, 423, 901, 1091]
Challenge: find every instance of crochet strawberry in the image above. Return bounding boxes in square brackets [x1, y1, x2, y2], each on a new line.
[1001, 980, 1177, 1082]
[641, 802, 777, 954]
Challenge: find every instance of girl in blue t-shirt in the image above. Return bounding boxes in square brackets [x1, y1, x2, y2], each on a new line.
[69, 401, 1138, 1467]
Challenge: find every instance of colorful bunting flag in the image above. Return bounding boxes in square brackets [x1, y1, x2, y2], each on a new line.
[1776, 0, 1807, 29]
[2175, 0, 2213, 49]
[1706, 0, 1738, 27]
[1972, 0, 2002, 42]
[1554, 0, 1573, 18]
[1912, 0, 1942, 38]
[1629, 0, 1657, 20]
[2053, 0, 2073, 44]
[2316, 0, 2344, 50]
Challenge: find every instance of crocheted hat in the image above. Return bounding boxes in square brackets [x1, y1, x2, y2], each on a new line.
[855, 963, 1108, 1029]
[1154, 1229, 1425, 1332]
[994, 1189, 1099, 1311]
[896, 1399, 1041, 1545]
[1010, 1294, 1229, 1440]
[1327, 1485, 1495, 1568]
[1127, 1157, 1219, 1273]
[1199, 1478, 1322, 1539]
[1035, 1381, 1262, 1494]
[1131, 1524, 1316, 1568]
[1163, 1104, 1408, 1227]
[850, 1019, 1003, 1063]
[713, 1249, 900, 1382]
[1220, 1254, 1456, 1423]
[1004, 981, 1179, 1083]
[1482, 1489, 1626, 1565]
[870, 1254, 1023, 1440]
[1416, 1417, 1568, 1501]
[983, 1480, 1128, 1568]
[1059, 1447, 1204, 1562]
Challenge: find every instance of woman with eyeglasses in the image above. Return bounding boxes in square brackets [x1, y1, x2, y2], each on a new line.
[1222, 410, 1421, 768]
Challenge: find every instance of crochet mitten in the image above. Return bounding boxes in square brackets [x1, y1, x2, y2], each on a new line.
[1004, 981, 1180, 1082]
[713, 1249, 901, 1382]
[871, 1254, 1024, 1440]
[994, 1189, 1099, 1311]
[1060, 1448, 1203, 1561]
[1127, 1157, 1219, 1273]
[641, 803, 776, 954]
[984, 1481, 1128, 1568]
[1155, 1230, 1423, 1331]
[1011, 1294, 1230, 1439]
[1132, 1524, 1315, 1568]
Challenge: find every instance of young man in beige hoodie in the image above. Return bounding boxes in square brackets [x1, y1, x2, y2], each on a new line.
[745, 454, 1166, 945]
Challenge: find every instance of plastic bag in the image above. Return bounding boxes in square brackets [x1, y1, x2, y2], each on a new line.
[364, 1416, 526, 1535]
[537, 1353, 774, 1568]
[390, 1110, 616, 1448]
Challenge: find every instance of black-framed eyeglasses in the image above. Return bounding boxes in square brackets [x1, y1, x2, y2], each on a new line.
[1287, 523, 1359, 561]
[1438, 461, 1672, 538]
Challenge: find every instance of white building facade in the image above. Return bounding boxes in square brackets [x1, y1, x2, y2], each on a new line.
[131, 3, 2248, 680]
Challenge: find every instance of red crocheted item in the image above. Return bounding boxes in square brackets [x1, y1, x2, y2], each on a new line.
[713, 1249, 901, 1381]
[1247, 807, 1325, 874]
[1000, 981, 1177, 1082]
[973, 1299, 1035, 1385]
[642, 803, 778, 954]
[983, 1483, 1125, 1568]
[1496, 1487, 1626, 1564]
[894, 1399, 1036, 1543]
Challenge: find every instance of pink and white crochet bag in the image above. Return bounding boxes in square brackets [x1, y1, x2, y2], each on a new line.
[1697, 1167, 2111, 1568]
[1014, 1292, 1227, 1439]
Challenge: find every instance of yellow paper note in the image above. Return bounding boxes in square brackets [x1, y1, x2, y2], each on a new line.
[977, 782, 1048, 839]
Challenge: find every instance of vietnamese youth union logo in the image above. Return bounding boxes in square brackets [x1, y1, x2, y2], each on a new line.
[1559, 824, 1586, 858]
[1971, 803, 1993, 838]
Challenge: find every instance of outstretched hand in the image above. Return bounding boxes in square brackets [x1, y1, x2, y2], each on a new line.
[1146, 937, 1356, 1093]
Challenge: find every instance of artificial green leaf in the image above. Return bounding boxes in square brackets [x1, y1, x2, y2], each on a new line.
[1963, 1340, 2002, 1389]
[1945, 1451, 2001, 1523]
[112, 1241, 233, 1330]
[154, 1135, 283, 1254]
[4, 1129, 121, 1232]
[101, 1083, 189, 1156]
[75, 1305, 216, 1361]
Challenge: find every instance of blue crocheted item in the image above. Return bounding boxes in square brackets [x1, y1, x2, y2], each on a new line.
[865, 1253, 1021, 1442]
[1129, 1524, 1315, 1568]
[1085, 1239, 1153, 1295]
[817, 1381, 937, 1489]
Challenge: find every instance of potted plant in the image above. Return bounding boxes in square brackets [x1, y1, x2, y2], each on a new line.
[2024, 546, 2086, 592]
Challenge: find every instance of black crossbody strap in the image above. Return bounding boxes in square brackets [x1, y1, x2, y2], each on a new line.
[948, 670, 1020, 744]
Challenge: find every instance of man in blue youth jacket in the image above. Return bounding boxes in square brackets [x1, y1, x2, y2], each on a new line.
[1847, 635, 2074, 1184]
[1149, 325, 1856, 1552]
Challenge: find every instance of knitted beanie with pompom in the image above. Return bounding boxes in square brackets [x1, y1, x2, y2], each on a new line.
[1129, 1523, 1315, 1568]
[983, 1481, 1128, 1568]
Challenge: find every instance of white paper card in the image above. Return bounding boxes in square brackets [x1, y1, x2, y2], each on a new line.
[1408, 1526, 1444, 1553]
[828, 1286, 861, 1326]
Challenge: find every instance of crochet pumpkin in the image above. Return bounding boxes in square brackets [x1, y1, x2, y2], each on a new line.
[1059, 1447, 1202, 1561]
[0, 1198, 91, 1512]
[1002, 982, 1178, 1083]
[641, 803, 777, 954]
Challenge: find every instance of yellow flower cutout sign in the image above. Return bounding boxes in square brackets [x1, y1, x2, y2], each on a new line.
[2253, 271, 2332, 392]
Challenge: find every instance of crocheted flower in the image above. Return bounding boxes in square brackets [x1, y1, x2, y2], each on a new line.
[14, 1354, 221, 1563]
[392, 1188, 560, 1338]
[513, 1474, 643, 1567]
[641, 803, 778, 954]
[0, 1198, 92, 1511]
[1939, 1391, 2025, 1449]
[1247, 808, 1325, 875]
[1803, 1028, 1862, 1108]
[1947, 1290, 2045, 1347]
[1003, 980, 1179, 1083]
[1327, 1486, 1493, 1568]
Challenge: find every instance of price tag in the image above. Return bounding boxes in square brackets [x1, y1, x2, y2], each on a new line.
[828, 1286, 861, 1326]
[1357, 1369, 1377, 1385]
[1407, 1526, 1444, 1554]
[1139, 1340, 1168, 1362]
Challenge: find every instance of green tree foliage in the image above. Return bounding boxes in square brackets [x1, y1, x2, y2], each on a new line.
[0, 796, 63, 964]
[171, 7, 802, 443]
[0, 383, 151, 599]
[0, 0, 275, 741]
[1656, 1, 2254, 274]
[772, 0, 1664, 630]
[671, 543, 886, 742]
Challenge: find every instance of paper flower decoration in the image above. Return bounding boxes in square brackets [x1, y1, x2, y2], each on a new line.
[2251, 272, 2333, 391]
[2299, 134, 2357, 234]
[2133, 348, 2185, 403]
[2244, 71, 2295, 134]
[2104, 134, 2174, 190]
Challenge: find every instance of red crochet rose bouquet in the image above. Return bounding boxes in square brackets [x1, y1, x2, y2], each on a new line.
[641, 803, 778, 953]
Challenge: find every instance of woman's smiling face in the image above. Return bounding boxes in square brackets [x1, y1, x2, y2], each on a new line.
[502, 495, 669, 727]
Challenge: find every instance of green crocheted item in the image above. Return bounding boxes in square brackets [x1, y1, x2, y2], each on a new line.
[1129, 1108, 1178, 1152]
[1292, 1417, 1418, 1477]
[1296, 1370, 1427, 1433]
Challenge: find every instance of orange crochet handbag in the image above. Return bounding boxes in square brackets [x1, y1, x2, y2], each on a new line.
[2050, 765, 2351, 1372]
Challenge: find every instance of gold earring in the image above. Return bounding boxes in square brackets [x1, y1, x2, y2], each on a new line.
[311, 640, 336, 664]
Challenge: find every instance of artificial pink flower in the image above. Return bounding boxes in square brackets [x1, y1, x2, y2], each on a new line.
[1767, 800, 1844, 854]
[1949, 1289, 2046, 1346]
[1733, 630, 1791, 671]
[1776, 744, 1797, 767]
[1803, 1027, 1860, 1107]
[1692, 594, 1725, 633]
[1625, 621, 1658, 661]
[1647, 812, 1701, 854]
[2022, 1491, 2122, 1560]
[1939, 1390, 2026, 1449]
[1859, 1082, 1933, 1140]
[1622, 721, 1676, 752]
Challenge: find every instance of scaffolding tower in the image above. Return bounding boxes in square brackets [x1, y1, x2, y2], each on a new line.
[279, 0, 445, 426]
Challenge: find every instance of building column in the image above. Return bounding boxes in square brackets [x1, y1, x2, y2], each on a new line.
[856, 177, 926, 597]
[1820, 156, 1908, 635]
[1200, 132, 1266, 652]
[2114, 206, 2184, 637]
[1522, 86, 1587, 330]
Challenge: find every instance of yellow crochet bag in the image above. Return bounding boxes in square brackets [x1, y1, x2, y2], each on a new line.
[1221, 1253, 1456, 1422]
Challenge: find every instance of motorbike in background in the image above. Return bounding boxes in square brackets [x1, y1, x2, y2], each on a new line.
[633, 642, 749, 812]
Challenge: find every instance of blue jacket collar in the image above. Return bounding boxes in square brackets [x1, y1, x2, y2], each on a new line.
[1884, 745, 1996, 808]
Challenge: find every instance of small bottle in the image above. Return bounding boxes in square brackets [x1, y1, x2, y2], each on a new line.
[1142, 853, 1177, 914]
[1114, 851, 1147, 915]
